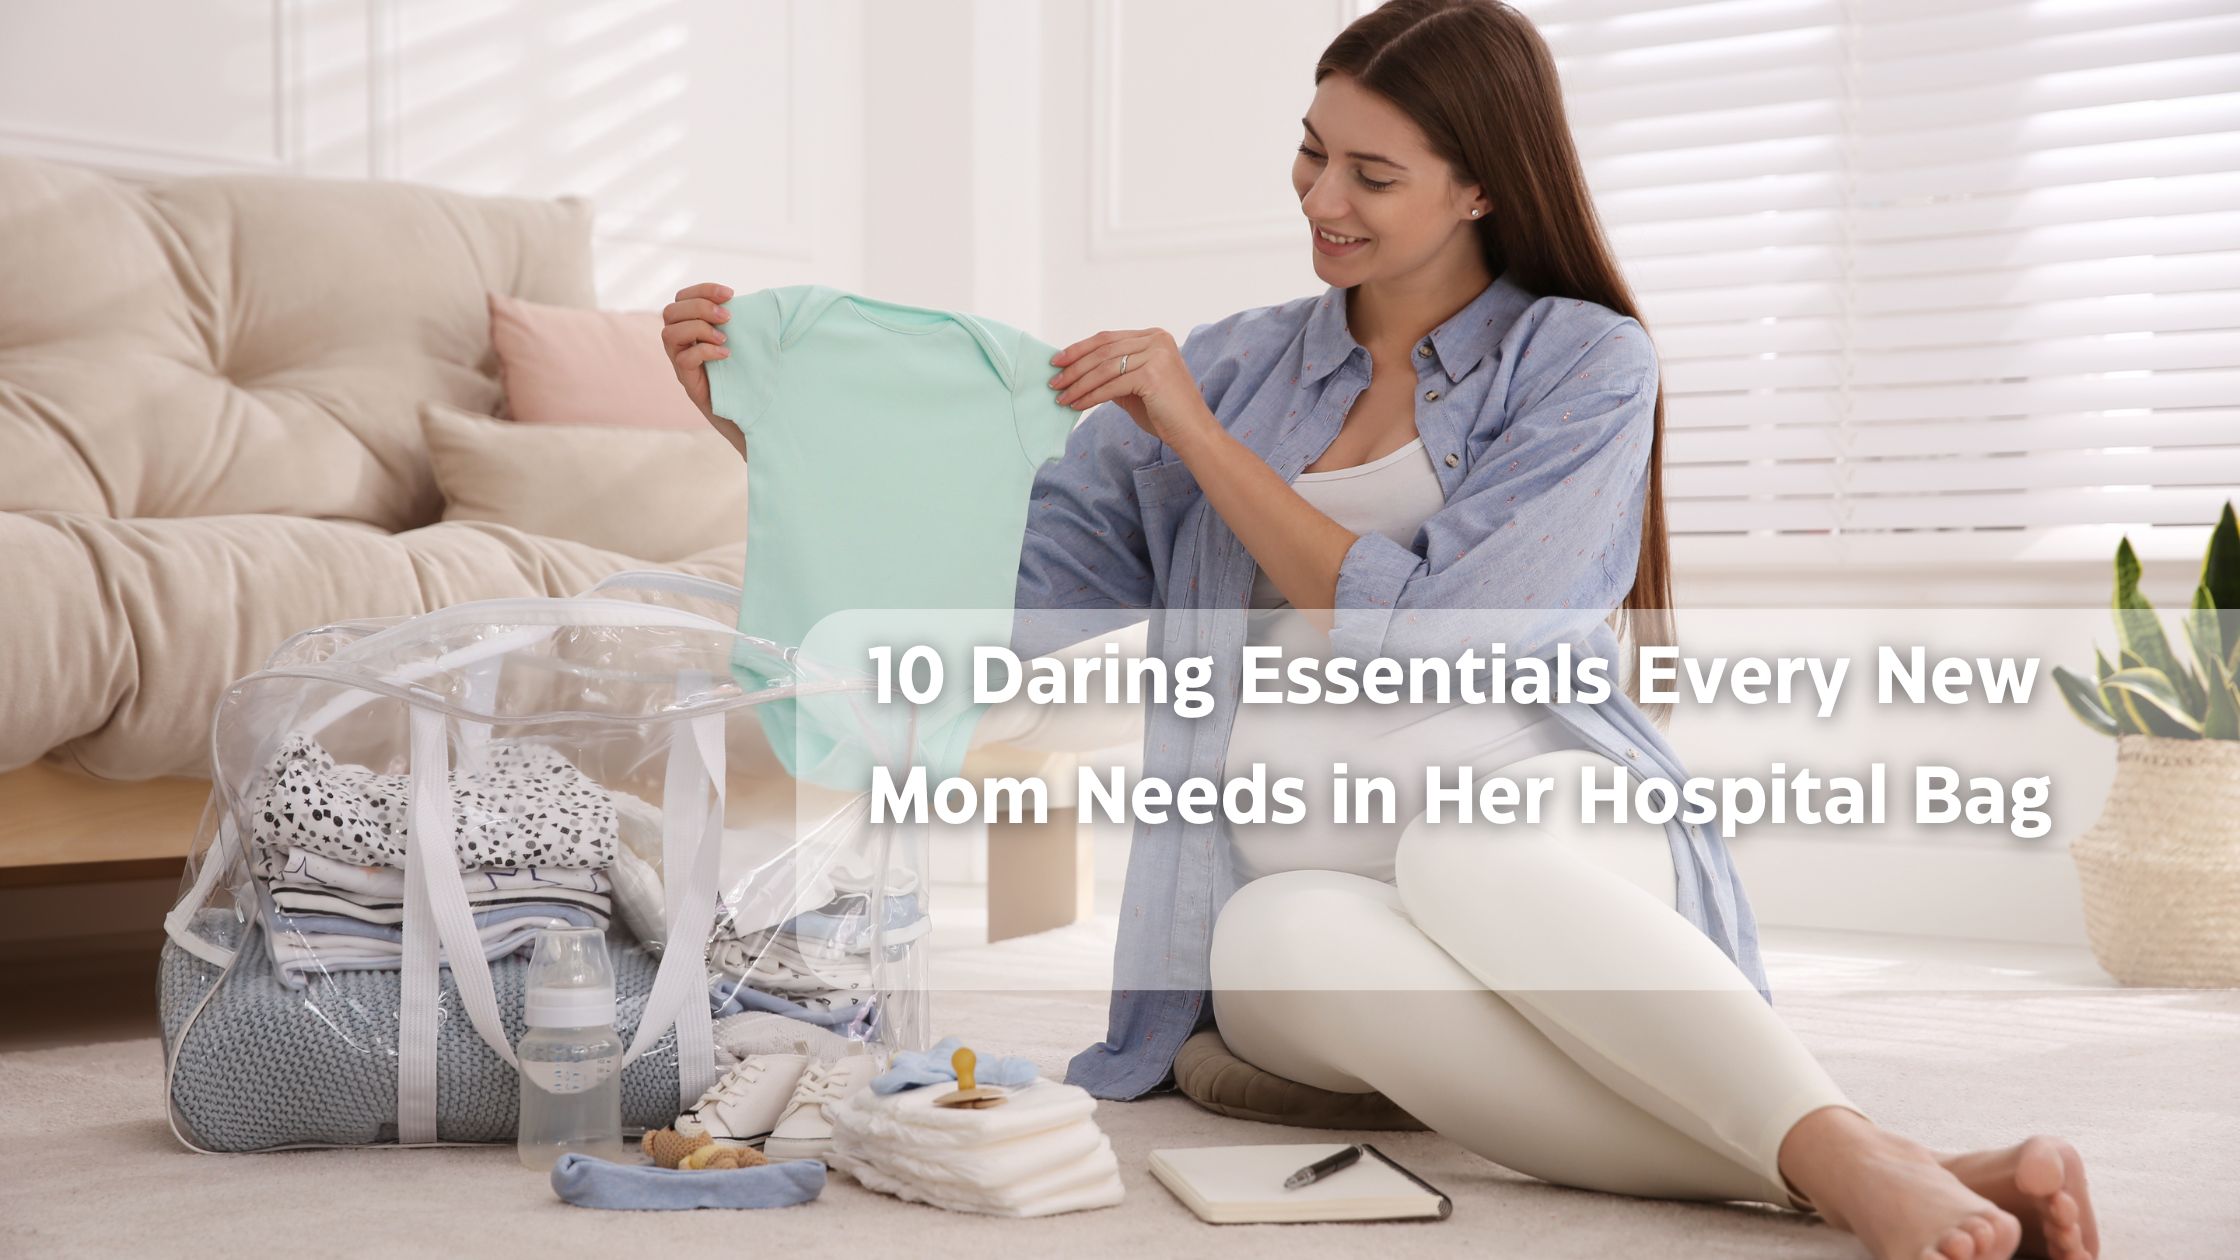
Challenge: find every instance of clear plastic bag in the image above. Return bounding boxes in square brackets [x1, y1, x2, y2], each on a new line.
[159, 570, 931, 1151]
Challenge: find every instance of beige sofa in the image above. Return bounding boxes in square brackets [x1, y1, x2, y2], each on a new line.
[0, 153, 759, 776]
[0, 155, 1088, 933]
[0, 154, 737, 880]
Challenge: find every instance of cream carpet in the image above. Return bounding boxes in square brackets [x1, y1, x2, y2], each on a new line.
[3, 923, 2235, 1258]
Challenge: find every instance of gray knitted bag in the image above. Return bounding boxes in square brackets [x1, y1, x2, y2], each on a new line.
[161, 912, 683, 1151]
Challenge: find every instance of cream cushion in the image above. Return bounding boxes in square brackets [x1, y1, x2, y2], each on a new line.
[422, 402, 748, 562]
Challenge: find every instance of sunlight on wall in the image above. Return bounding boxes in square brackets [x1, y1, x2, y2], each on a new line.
[385, 0, 830, 308]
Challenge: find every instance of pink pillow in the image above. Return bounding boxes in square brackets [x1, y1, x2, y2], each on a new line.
[487, 291, 709, 429]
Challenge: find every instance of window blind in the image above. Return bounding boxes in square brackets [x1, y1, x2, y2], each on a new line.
[1518, 0, 2240, 568]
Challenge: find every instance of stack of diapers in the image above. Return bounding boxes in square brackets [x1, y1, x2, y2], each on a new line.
[824, 1078, 1124, 1217]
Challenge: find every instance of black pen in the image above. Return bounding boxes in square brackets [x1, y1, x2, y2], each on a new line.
[1283, 1143, 1364, 1190]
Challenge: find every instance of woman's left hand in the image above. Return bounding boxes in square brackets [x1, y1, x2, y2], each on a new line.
[1048, 328, 1217, 451]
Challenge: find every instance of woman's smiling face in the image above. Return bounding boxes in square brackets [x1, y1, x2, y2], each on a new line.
[1292, 71, 1487, 287]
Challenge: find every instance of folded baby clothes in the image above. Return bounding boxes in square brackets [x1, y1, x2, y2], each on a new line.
[259, 851, 613, 929]
[709, 937, 907, 1025]
[690, 858, 923, 1049]
[258, 889, 595, 989]
[266, 883, 613, 925]
[825, 1078, 1123, 1217]
[603, 788, 924, 1060]
[707, 932, 889, 1001]
[270, 899, 607, 943]
[246, 731, 617, 869]
[254, 846, 613, 901]
[262, 923, 550, 986]
[723, 853, 923, 954]
[708, 974, 878, 1035]
[253, 869, 600, 986]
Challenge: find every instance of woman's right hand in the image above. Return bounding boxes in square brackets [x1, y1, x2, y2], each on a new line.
[663, 282, 736, 450]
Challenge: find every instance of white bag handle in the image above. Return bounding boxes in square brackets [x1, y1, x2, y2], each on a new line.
[633, 708, 724, 1106]
[162, 812, 245, 968]
[405, 707, 522, 1067]
[397, 701, 729, 1138]
[399, 713, 447, 1141]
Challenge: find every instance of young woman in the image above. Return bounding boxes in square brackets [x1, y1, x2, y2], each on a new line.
[665, 4, 2097, 1256]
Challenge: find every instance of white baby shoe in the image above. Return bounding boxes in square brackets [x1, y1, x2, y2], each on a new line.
[827, 855, 920, 898]
[762, 1054, 879, 1161]
[675, 1050, 811, 1145]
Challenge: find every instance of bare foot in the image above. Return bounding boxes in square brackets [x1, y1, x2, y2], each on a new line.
[1780, 1105, 2028, 1260]
[1936, 1136, 2097, 1260]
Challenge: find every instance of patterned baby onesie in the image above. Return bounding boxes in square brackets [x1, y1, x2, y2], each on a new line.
[246, 732, 618, 869]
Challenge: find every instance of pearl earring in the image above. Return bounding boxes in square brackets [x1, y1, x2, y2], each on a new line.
[1470, 208, 1483, 218]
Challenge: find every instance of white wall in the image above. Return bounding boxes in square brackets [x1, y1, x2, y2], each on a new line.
[0, 0, 868, 306]
[2, 0, 2154, 945]
[849, 0, 1360, 340]
[0, 0, 1349, 350]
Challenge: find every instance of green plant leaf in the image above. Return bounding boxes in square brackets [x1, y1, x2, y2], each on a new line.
[2052, 666, 2119, 737]
[2187, 585, 2240, 700]
[2103, 666, 2205, 736]
[2200, 647, 2240, 742]
[2203, 500, 2239, 629]
[2114, 537, 2204, 715]
[2099, 646, 2144, 734]
[2110, 651, 2194, 737]
[2184, 587, 2240, 741]
[2196, 583, 2240, 678]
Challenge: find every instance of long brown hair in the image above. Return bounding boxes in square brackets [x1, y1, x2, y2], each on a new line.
[1318, 0, 1676, 713]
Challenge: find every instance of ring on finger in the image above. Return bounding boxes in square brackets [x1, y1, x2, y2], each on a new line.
[1119, 353, 1129, 374]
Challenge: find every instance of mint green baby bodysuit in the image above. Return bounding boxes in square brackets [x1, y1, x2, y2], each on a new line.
[705, 285, 1078, 790]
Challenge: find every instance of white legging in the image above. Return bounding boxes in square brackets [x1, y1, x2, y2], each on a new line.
[1212, 746, 1864, 1213]
[972, 649, 1865, 1213]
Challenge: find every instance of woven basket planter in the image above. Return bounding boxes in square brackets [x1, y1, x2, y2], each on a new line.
[2070, 735, 2240, 987]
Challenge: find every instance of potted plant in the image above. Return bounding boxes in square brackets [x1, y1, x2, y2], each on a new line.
[2051, 501, 2240, 986]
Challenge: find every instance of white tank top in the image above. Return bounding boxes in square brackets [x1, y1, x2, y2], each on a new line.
[1227, 436, 1585, 884]
[1248, 438, 1446, 610]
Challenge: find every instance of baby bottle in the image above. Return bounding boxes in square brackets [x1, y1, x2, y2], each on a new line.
[516, 926, 627, 1171]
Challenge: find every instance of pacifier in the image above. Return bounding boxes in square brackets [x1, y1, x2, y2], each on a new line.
[932, 1045, 1008, 1109]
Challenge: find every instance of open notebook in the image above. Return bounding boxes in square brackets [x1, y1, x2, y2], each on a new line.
[1149, 1143, 1452, 1224]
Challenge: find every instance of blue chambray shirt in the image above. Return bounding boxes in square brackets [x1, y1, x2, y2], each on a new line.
[1011, 270, 1771, 1102]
